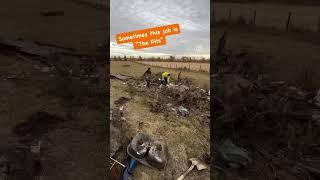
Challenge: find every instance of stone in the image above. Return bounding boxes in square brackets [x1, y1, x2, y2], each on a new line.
[178, 106, 189, 116]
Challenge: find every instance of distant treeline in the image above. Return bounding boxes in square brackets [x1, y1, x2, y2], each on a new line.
[214, 0, 320, 5]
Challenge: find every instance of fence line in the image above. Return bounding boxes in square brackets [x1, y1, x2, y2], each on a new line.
[221, 9, 320, 32]
[133, 61, 209, 72]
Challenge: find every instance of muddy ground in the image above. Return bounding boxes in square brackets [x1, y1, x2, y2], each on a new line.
[110, 71, 210, 180]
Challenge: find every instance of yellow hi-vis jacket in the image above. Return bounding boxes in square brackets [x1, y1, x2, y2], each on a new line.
[161, 72, 170, 82]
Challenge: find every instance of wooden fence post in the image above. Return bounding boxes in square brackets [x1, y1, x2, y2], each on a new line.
[228, 9, 232, 23]
[252, 10, 256, 26]
[199, 65, 202, 71]
[216, 31, 227, 57]
[317, 16, 320, 33]
[189, 64, 191, 70]
[286, 11, 292, 31]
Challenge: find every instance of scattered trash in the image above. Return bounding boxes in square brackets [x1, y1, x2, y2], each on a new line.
[217, 139, 252, 169]
[178, 106, 189, 117]
[177, 158, 208, 180]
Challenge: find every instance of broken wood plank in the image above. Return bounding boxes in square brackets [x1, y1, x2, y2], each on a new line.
[110, 74, 133, 81]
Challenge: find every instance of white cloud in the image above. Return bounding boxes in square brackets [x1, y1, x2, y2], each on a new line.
[110, 0, 210, 58]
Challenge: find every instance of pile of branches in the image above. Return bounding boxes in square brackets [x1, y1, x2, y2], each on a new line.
[212, 50, 320, 180]
[127, 73, 209, 116]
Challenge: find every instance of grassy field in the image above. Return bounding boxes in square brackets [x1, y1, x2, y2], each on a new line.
[110, 61, 210, 179]
[214, 2, 320, 31]
[111, 61, 210, 89]
[137, 61, 210, 72]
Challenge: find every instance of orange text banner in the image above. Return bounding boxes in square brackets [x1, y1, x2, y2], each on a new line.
[116, 24, 180, 49]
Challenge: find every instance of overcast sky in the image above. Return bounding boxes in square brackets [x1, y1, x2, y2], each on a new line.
[110, 0, 210, 59]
